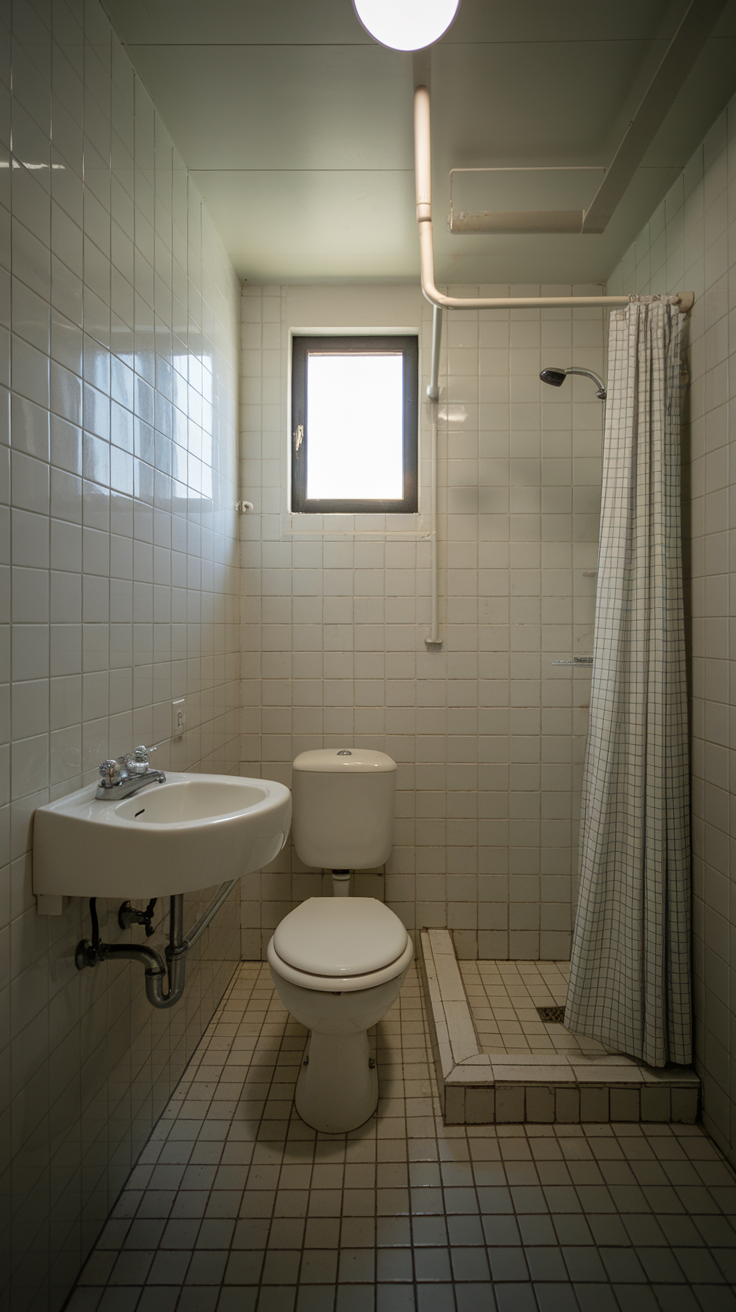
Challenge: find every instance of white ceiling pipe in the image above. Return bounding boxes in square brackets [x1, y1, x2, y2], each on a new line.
[414, 86, 694, 401]
[413, 83, 695, 627]
[413, 85, 694, 407]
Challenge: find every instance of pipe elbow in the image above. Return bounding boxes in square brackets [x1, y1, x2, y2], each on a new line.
[144, 954, 187, 1009]
[144, 963, 186, 1009]
[421, 281, 448, 311]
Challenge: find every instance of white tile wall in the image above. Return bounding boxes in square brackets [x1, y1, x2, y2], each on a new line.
[1, 1, 242, 1307]
[239, 283, 606, 964]
[608, 90, 736, 1172]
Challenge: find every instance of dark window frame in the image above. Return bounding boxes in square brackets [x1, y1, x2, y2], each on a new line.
[291, 334, 419, 515]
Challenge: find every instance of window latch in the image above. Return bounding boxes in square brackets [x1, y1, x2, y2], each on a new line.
[295, 425, 304, 451]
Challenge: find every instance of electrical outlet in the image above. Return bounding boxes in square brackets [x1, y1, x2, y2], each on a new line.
[171, 698, 186, 740]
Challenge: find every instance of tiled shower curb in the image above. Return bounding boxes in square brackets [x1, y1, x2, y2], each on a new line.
[419, 929, 700, 1126]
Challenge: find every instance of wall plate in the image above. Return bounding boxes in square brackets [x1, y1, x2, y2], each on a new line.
[171, 698, 187, 740]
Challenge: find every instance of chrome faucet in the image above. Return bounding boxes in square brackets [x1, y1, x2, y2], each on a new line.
[96, 746, 166, 800]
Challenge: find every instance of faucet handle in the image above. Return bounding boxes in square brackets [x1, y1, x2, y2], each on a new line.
[99, 759, 128, 788]
[126, 745, 156, 775]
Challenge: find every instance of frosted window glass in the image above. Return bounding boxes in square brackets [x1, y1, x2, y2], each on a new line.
[306, 354, 404, 500]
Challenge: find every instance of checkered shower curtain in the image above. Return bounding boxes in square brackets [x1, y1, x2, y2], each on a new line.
[565, 298, 691, 1068]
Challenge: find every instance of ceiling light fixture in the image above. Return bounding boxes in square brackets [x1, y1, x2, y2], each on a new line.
[352, 0, 461, 51]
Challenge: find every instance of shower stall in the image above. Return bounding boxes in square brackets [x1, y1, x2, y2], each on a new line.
[411, 83, 693, 1078]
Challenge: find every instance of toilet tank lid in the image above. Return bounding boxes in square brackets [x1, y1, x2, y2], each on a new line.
[293, 748, 396, 774]
[273, 897, 409, 977]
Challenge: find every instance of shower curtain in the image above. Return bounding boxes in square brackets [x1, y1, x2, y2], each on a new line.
[565, 297, 691, 1068]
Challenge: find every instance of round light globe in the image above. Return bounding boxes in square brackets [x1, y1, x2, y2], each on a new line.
[352, 0, 461, 52]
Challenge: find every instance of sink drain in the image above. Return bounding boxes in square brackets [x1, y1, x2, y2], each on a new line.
[537, 1006, 565, 1024]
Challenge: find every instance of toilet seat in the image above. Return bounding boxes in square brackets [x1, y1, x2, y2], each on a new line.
[268, 936, 414, 993]
[274, 897, 408, 976]
[268, 897, 413, 993]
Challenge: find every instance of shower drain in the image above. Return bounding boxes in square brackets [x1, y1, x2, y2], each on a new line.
[537, 1006, 565, 1024]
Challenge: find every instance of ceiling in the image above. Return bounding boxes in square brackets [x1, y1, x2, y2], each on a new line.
[102, 0, 736, 286]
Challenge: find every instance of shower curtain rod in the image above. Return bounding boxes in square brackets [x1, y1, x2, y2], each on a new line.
[413, 86, 694, 401]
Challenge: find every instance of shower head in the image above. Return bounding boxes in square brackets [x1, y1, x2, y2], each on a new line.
[540, 365, 607, 401]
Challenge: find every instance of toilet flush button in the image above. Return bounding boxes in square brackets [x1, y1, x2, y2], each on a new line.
[337, 750, 352, 756]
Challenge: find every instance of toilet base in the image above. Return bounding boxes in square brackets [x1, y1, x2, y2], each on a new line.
[295, 1029, 379, 1133]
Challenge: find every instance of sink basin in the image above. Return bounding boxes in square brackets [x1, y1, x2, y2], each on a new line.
[33, 772, 292, 905]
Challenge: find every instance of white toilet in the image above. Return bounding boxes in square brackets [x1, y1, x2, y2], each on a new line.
[267, 748, 413, 1133]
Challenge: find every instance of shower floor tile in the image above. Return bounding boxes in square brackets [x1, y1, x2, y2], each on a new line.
[460, 960, 616, 1058]
[65, 961, 736, 1312]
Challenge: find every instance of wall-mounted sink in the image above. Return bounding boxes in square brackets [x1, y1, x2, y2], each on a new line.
[33, 773, 291, 907]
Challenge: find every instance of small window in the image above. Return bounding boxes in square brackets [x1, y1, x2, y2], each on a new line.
[291, 335, 418, 514]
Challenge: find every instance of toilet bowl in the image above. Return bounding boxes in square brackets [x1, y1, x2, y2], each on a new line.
[268, 897, 413, 1132]
[267, 747, 412, 1133]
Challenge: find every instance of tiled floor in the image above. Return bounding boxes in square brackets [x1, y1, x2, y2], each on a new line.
[460, 961, 615, 1058]
[67, 962, 736, 1312]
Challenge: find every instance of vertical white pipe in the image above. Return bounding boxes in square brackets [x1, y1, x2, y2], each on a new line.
[414, 85, 432, 222]
[425, 396, 441, 648]
[416, 87, 441, 648]
[427, 303, 442, 401]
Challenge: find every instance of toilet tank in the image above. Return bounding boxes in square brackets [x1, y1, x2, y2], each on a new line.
[291, 748, 397, 870]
